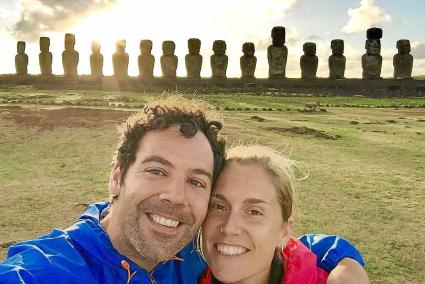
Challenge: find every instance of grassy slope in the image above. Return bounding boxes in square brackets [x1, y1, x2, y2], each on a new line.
[0, 88, 424, 283]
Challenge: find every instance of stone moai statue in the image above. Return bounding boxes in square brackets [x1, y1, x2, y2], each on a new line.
[161, 41, 178, 78]
[210, 40, 228, 79]
[300, 42, 318, 79]
[362, 28, 383, 79]
[240, 42, 256, 79]
[90, 41, 103, 78]
[185, 38, 202, 78]
[329, 39, 346, 79]
[15, 41, 29, 75]
[267, 26, 288, 79]
[393, 39, 413, 79]
[138, 40, 155, 79]
[112, 39, 129, 79]
[62, 33, 79, 77]
[39, 37, 53, 75]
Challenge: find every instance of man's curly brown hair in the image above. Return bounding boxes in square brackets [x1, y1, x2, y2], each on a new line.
[111, 96, 226, 198]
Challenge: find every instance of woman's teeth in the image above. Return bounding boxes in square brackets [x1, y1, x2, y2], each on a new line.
[216, 244, 247, 256]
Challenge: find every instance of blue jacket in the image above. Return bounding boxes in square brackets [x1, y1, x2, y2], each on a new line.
[0, 203, 364, 284]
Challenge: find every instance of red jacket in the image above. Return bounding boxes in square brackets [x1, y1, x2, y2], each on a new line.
[199, 237, 328, 284]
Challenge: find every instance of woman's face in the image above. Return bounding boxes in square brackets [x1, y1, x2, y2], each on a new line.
[202, 162, 291, 284]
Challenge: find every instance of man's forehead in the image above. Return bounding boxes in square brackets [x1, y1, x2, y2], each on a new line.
[136, 126, 214, 168]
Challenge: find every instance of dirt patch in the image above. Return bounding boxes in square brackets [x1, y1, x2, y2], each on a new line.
[250, 115, 266, 122]
[0, 106, 133, 131]
[264, 126, 340, 140]
[0, 241, 17, 248]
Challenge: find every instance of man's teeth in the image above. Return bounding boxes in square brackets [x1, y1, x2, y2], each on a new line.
[217, 244, 247, 256]
[150, 214, 179, 228]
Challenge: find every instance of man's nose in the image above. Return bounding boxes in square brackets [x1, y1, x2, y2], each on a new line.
[220, 210, 242, 235]
[158, 177, 189, 206]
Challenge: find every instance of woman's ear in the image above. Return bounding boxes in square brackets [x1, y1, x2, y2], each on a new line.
[108, 164, 122, 197]
[279, 217, 294, 249]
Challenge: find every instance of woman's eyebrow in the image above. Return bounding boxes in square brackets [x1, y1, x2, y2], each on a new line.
[244, 198, 269, 205]
[211, 193, 227, 201]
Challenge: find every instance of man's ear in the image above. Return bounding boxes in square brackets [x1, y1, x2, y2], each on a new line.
[108, 164, 122, 196]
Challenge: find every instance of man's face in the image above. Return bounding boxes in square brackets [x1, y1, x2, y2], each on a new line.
[109, 125, 214, 268]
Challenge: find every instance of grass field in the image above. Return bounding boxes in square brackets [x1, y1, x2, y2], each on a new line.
[1, 88, 424, 283]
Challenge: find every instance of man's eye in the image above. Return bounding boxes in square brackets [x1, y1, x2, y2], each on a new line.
[145, 168, 165, 176]
[188, 179, 206, 189]
[248, 209, 263, 216]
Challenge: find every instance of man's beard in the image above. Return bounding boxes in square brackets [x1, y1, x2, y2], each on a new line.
[118, 196, 200, 265]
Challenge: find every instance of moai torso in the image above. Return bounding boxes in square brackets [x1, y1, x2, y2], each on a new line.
[185, 38, 202, 78]
[268, 26, 288, 78]
[90, 41, 103, 77]
[15, 41, 28, 75]
[161, 41, 178, 79]
[113, 40, 129, 79]
[393, 39, 413, 79]
[39, 37, 52, 75]
[138, 40, 155, 78]
[240, 42, 256, 79]
[329, 39, 346, 79]
[62, 33, 79, 77]
[210, 40, 228, 79]
[300, 42, 318, 79]
[362, 28, 382, 79]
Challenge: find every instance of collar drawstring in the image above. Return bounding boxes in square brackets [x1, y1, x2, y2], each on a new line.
[121, 260, 137, 284]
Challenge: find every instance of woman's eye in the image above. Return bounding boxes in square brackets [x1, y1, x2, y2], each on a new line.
[209, 203, 226, 211]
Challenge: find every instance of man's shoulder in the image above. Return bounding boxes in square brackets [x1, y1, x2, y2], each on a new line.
[1, 228, 95, 283]
[0, 203, 110, 283]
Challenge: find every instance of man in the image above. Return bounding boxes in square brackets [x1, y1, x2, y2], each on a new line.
[0, 96, 367, 283]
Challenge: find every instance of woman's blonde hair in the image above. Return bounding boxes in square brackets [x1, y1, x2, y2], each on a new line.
[224, 143, 299, 222]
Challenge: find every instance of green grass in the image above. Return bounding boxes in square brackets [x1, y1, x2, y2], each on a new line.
[1, 87, 425, 109]
[1, 88, 425, 283]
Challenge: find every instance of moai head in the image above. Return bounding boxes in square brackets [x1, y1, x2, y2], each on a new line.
[303, 42, 316, 55]
[188, 38, 201, 55]
[397, 39, 410, 54]
[91, 41, 101, 53]
[40, 37, 50, 52]
[64, 33, 75, 51]
[271, 26, 285, 47]
[17, 41, 26, 54]
[331, 39, 344, 55]
[116, 39, 126, 52]
[140, 40, 153, 54]
[365, 27, 382, 55]
[213, 40, 226, 56]
[242, 42, 255, 56]
[162, 41, 176, 56]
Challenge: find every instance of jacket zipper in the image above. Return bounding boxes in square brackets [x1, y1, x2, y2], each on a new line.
[149, 271, 157, 284]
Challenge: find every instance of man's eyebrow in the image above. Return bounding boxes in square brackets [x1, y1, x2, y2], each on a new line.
[141, 155, 212, 181]
[193, 169, 212, 181]
[141, 155, 173, 167]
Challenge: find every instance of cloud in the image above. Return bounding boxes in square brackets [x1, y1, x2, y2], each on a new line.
[341, 0, 391, 34]
[412, 42, 425, 59]
[12, 0, 117, 41]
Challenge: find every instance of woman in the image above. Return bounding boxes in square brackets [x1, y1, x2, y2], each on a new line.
[199, 144, 367, 284]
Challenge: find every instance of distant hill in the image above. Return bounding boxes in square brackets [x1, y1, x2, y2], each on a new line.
[414, 75, 425, 80]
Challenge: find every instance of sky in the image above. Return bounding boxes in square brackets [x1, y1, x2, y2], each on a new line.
[0, 0, 424, 78]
